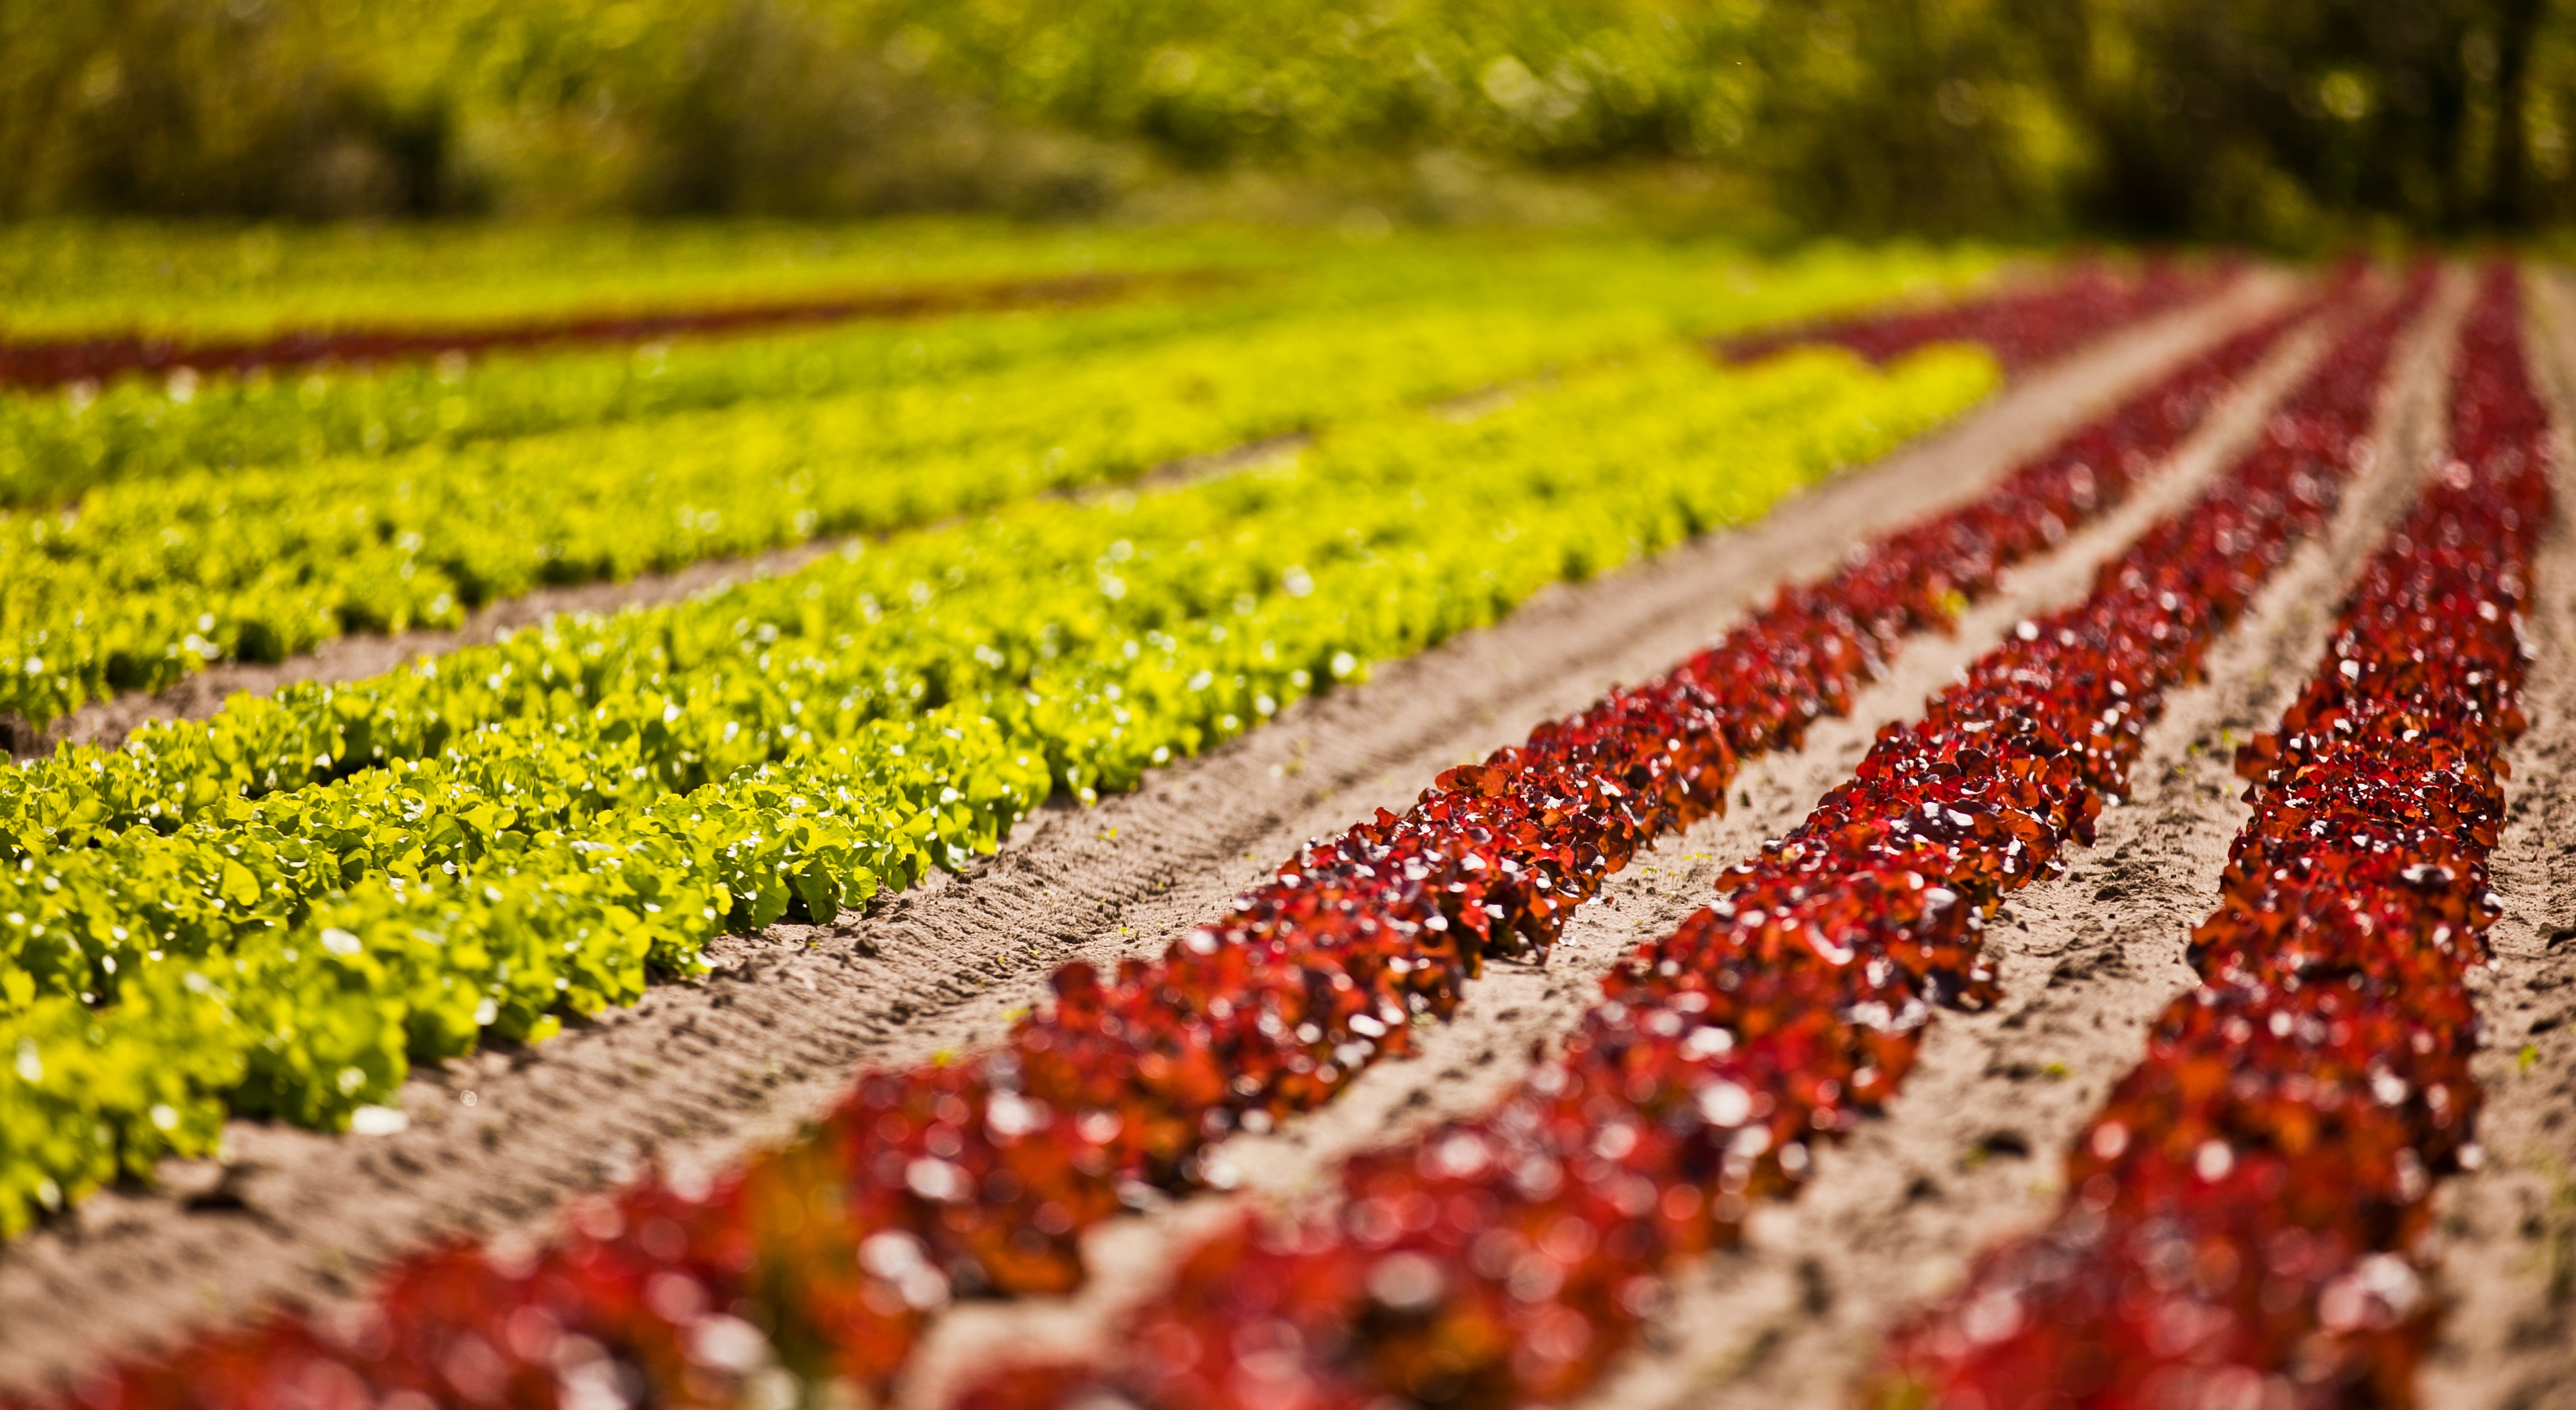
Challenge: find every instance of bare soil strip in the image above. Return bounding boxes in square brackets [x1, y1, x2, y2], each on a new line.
[2413, 271, 2576, 1410]
[888, 283, 2333, 1410]
[1555, 271, 2471, 1410]
[0, 280, 2283, 1398]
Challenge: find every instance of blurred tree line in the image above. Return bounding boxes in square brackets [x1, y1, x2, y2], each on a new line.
[3, 0, 2569, 245]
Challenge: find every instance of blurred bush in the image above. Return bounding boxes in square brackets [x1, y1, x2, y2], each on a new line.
[1, 0, 2570, 243]
[0, 0, 1139, 221]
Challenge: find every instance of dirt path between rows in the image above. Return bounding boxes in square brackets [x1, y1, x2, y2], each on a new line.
[0, 279, 2289, 1399]
[890, 279, 2334, 1409]
[2411, 270, 2576, 1410]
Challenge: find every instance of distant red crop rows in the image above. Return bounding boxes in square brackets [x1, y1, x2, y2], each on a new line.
[1716, 261, 2224, 373]
[2, 279, 2303, 1410]
[1876, 267, 2549, 1409]
[948, 269, 2428, 1410]
[0, 272, 1176, 393]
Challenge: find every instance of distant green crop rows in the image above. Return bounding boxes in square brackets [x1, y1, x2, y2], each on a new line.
[0, 220, 1263, 343]
[0, 291, 1248, 505]
[0, 240, 1992, 727]
[0, 239, 1992, 505]
[0, 339, 1997, 1234]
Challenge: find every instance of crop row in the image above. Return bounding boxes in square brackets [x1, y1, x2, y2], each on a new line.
[0, 247, 2011, 726]
[0, 222, 1276, 346]
[0, 243, 1987, 510]
[1875, 268, 2549, 1408]
[0, 270, 1171, 394]
[0, 282, 1238, 507]
[0, 284, 2314, 1405]
[942, 267, 2429, 1410]
[1717, 261, 2212, 372]
[0, 301, 1705, 723]
[0, 339, 2004, 1236]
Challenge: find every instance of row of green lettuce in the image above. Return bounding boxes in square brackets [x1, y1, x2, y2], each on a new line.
[0, 220, 1278, 345]
[1, 243, 1992, 727]
[0, 282, 1251, 505]
[0, 340, 2000, 1234]
[0, 239, 1996, 505]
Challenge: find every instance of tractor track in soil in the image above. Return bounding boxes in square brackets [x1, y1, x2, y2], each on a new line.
[0, 278, 2289, 1399]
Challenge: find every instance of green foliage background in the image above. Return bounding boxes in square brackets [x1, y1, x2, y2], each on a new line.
[5, 0, 2572, 243]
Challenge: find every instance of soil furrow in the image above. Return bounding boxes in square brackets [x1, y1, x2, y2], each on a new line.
[889, 287, 2335, 1410]
[2413, 270, 2576, 1410]
[0, 278, 2285, 1398]
[1555, 269, 2470, 1410]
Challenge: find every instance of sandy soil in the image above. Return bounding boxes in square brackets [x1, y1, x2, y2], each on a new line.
[2412, 270, 2576, 1410]
[0, 280, 2288, 1397]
